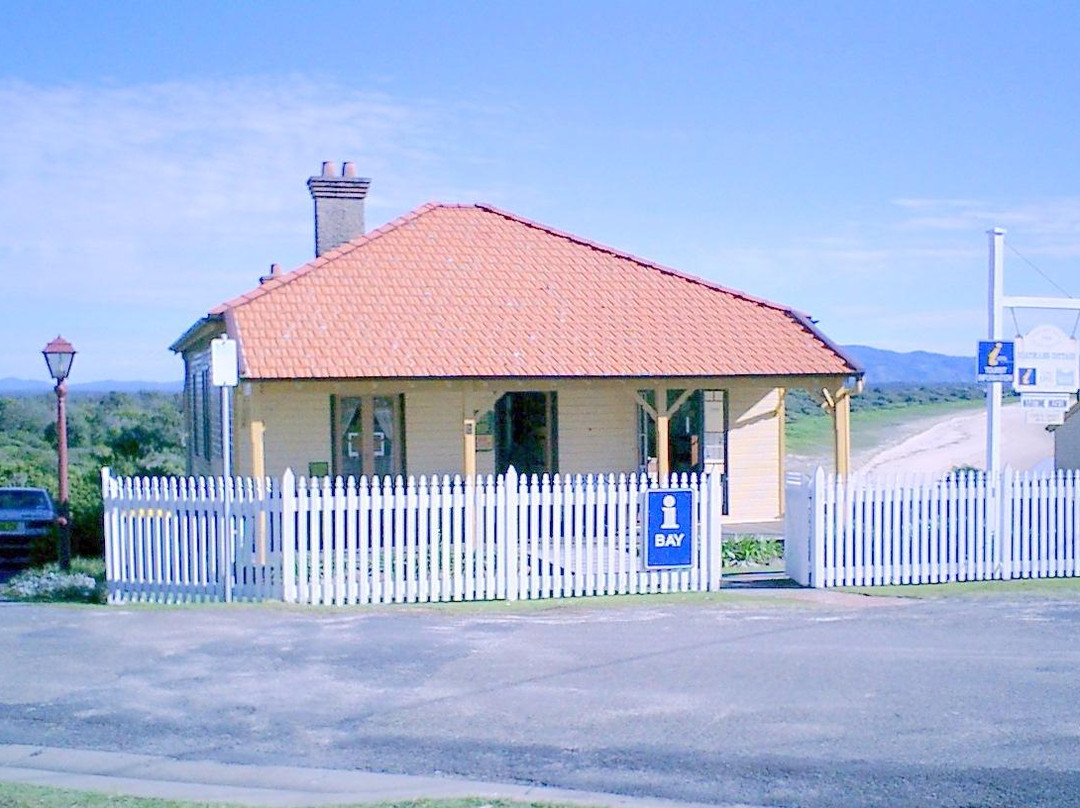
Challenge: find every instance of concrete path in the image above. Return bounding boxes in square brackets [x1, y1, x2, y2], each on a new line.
[0, 744, 732, 808]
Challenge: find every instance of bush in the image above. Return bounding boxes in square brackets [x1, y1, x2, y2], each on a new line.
[2, 557, 106, 603]
[723, 535, 784, 567]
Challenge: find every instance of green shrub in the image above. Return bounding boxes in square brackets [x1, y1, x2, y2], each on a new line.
[723, 535, 783, 567]
[2, 557, 106, 603]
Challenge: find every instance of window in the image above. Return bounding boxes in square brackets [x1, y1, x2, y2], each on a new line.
[190, 366, 214, 461]
[331, 394, 405, 478]
[201, 368, 212, 459]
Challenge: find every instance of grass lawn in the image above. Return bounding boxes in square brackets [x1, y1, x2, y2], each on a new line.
[0, 783, 600, 808]
[841, 576, 1080, 599]
[786, 398, 985, 458]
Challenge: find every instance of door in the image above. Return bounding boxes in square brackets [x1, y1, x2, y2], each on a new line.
[494, 391, 557, 476]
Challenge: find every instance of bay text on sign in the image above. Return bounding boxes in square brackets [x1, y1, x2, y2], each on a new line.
[641, 488, 695, 569]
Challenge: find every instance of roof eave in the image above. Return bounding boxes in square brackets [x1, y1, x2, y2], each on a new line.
[787, 310, 863, 378]
[169, 315, 226, 354]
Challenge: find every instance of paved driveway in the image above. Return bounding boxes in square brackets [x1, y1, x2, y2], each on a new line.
[2, 592, 1079, 807]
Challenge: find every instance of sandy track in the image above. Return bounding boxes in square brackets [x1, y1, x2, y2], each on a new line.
[856, 403, 1053, 476]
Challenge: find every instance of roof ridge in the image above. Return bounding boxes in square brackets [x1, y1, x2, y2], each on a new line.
[209, 202, 448, 315]
[472, 203, 800, 316]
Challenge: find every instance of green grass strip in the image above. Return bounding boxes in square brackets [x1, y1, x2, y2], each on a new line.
[841, 576, 1080, 599]
[0, 782, 600, 808]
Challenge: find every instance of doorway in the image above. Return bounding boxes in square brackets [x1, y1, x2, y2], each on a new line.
[494, 391, 557, 476]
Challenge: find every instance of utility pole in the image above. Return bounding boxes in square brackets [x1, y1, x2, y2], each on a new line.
[987, 228, 1005, 475]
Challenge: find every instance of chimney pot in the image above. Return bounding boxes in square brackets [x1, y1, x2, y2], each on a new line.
[307, 161, 371, 257]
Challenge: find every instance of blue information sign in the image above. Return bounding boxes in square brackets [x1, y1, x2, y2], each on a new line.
[641, 489, 695, 569]
[976, 340, 1014, 383]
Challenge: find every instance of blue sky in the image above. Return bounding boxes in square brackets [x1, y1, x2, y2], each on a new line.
[2, 1, 1079, 381]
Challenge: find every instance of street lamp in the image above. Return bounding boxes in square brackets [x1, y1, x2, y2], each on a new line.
[42, 336, 76, 571]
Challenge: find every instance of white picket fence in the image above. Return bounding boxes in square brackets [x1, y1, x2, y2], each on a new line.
[785, 468, 1080, 587]
[101, 470, 284, 603]
[102, 468, 724, 605]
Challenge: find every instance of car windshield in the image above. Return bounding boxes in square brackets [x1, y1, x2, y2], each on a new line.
[0, 490, 51, 510]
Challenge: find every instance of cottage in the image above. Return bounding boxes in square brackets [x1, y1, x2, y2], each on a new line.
[171, 163, 860, 522]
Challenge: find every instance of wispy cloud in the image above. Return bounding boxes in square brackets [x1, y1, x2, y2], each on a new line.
[0, 77, 508, 378]
[892, 196, 1080, 238]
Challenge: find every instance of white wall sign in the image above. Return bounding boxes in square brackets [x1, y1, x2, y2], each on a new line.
[210, 336, 239, 387]
[1020, 393, 1072, 425]
[1013, 325, 1079, 394]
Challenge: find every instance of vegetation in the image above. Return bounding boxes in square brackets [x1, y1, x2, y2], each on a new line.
[0, 392, 184, 562]
[785, 383, 1002, 457]
[722, 535, 783, 568]
[842, 577, 1080, 599]
[0, 782, 594, 808]
[784, 382, 990, 419]
[2, 557, 107, 603]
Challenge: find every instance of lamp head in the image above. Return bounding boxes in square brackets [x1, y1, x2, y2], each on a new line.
[42, 336, 76, 382]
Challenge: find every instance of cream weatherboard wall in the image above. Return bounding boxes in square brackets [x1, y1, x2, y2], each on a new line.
[554, 383, 638, 475]
[726, 384, 783, 521]
[195, 377, 790, 521]
[230, 379, 637, 479]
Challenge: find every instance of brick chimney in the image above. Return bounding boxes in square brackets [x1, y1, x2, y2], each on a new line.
[307, 161, 371, 257]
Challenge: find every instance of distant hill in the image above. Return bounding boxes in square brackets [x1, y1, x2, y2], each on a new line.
[3, 346, 973, 392]
[842, 345, 974, 385]
[0, 377, 182, 394]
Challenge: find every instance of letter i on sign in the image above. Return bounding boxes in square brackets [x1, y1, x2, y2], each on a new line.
[660, 494, 679, 529]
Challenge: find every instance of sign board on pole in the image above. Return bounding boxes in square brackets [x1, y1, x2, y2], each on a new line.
[1020, 393, 1073, 425]
[1014, 325, 1079, 394]
[210, 336, 239, 387]
[641, 488, 695, 569]
[976, 340, 1014, 383]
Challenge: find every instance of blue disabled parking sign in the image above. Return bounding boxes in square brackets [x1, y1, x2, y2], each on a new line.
[641, 489, 695, 569]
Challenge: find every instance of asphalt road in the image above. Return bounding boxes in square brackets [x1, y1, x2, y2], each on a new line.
[2, 592, 1079, 808]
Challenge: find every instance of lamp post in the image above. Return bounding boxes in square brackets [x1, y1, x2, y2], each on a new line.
[42, 336, 76, 571]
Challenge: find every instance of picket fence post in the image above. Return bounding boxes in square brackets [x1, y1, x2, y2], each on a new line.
[810, 467, 826, 587]
[707, 470, 724, 590]
[504, 467, 520, 601]
[281, 469, 297, 603]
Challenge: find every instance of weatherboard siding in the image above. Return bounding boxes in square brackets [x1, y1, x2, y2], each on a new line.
[556, 384, 638, 475]
[256, 384, 332, 479]
[405, 387, 469, 477]
[184, 344, 223, 478]
[217, 378, 792, 522]
[725, 384, 782, 521]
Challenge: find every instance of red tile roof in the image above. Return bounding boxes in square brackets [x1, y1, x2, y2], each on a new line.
[191, 204, 857, 380]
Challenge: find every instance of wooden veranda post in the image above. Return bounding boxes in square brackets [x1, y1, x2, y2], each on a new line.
[463, 418, 477, 478]
[821, 386, 853, 478]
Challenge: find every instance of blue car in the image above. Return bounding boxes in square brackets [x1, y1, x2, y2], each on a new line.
[0, 487, 57, 578]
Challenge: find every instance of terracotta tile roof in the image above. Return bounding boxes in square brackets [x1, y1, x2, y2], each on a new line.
[197, 204, 858, 379]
